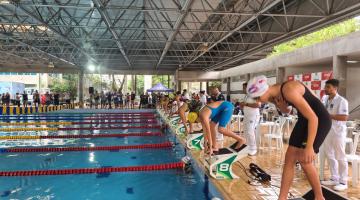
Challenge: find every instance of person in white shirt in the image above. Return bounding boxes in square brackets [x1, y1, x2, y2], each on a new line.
[182, 89, 190, 101]
[321, 79, 349, 191]
[199, 90, 207, 106]
[241, 82, 261, 156]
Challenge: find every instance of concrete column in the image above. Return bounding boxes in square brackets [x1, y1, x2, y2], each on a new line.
[177, 81, 181, 91]
[123, 75, 128, 94]
[276, 67, 285, 84]
[206, 81, 209, 94]
[333, 55, 347, 96]
[200, 82, 203, 91]
[226, 77, 231, 101]
[79, 70, 84, 108]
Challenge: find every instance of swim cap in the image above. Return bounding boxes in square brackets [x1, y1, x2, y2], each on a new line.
[187, 112, 198, 123]
[246, 75, 269, 98]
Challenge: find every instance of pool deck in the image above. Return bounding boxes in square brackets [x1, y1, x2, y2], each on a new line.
[161, 111, 360, 200]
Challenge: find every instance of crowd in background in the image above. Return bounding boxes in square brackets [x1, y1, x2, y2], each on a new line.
[0, 91, 72, 107]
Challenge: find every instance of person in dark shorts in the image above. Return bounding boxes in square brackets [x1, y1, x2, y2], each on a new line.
[247, 75, 331, 200]
[22, 91, 28, 108]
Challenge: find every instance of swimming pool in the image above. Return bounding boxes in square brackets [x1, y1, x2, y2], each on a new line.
[0, 109, 222, 200]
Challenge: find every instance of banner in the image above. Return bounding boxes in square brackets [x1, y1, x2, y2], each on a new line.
[287, 71, 333, 98]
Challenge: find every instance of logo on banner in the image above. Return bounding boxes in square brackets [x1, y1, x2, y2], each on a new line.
[302, 73, 311, 81]
[311, 81, 321, 90]
[322, 71, 333, 80]
[287, 75, 294, 81]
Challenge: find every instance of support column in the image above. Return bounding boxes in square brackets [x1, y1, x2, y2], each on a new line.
[333, 55, 347, 96]
[123, 75, 128, 94]
[206, 81, 209, 94]
[200, 82, 203, 91]
[276, 67, 285, 84]
[226, 77, 231, 101]
[79, 70, 84, 108]
[177, 81, 181, 91]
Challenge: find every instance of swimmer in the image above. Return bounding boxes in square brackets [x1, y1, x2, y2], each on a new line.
[247, 75, 331, 200]
[199, 100, 246, 155]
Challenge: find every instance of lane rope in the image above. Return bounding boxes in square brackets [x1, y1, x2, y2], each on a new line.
[0, 116, 157, 122]
[0, 162, 185, 176]
[0, 132, 163, 140]
[0, 120, 158, 126]
[0, 142, 172, 153]
[0, 125, 161, 132]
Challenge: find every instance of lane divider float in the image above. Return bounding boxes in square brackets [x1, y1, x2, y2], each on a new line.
[0, 162, 185, 176]
[0, 142, 172, 153]
[0, 132, 163, 140]
[0, 120, 158, 126]
[0, 125, 161, 132]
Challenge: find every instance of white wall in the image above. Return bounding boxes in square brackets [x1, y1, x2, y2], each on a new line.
[347, 65, 360, 119]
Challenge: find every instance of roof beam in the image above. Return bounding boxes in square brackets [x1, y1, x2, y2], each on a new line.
[7, 2, 98, 65]
[92, 0, 131, 67]
[0, 32, 76, 67]
[185, 0, 282, 67]
[155, 0, 193, 69]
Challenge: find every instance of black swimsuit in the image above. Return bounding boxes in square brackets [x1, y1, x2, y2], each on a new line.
[281, 82, 331, 153]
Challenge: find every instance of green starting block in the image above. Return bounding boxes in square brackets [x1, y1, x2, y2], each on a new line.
[186, 133, 204, 150]
[204, 143, 249, 179]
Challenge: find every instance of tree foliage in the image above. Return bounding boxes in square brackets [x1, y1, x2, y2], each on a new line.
[270, 19, 359, 56]
[50, 74, 78, 98]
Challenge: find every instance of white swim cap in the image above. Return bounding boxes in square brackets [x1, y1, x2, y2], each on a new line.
[246, 75, 269, 98]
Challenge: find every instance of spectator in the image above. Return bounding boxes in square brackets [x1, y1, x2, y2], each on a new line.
[54, 92, 60, 106]
[107, 92, 112, 109]
[45, 92, 51, 105]
[182, 89, 190, 100]
[210, 87, 225, 102]
[1, 93, 4, 105]
[5, 92, 10, 107]
[100, 91, 106, 109]
[22, 91, 28, 108]
[15, 93, 21, 107]
[199, 91, 207, 106]
[119, 92, 124, 109]
[89, 92, 94, 108]
[321, 79, 349, 191]
[33, 90, 40, 107]
[94, 91, 100, 109]
[131, 92, 136, 109]
[64, 92, 71, 105]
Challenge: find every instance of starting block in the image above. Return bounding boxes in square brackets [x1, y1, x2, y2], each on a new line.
[169, 116, 181, 126]
[186, 133, 204, 150]
[204, 142, 249, 179]
[175, 124, 186, 135]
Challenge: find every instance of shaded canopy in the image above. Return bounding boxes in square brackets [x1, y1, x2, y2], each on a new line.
[147, 83, 174, 92]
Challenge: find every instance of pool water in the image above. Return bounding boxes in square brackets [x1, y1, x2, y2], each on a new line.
[0, 110, 222, 200]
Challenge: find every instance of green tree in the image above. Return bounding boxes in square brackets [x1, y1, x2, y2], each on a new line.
[136, 75, 144, 95]
[270, 18, 359, 56]
[152, 75, 169, 87]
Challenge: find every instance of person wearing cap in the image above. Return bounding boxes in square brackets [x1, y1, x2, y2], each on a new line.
[321, 79, 349, 191]
[241, 82, 261, 156]
[247, 75, 331, 200]
[178, 97, 203, 134]
[199, 100, 246, 155]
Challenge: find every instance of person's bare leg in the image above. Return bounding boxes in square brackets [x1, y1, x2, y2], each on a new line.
[300, 159, 324, 200]
[200, 109, 212, 154]
[278, 146, 298, 200]
[189, 122, 193, 133]
[209, 122, 218, 151]
[218, 126, 245, 148]
[179, 105, 190, 134]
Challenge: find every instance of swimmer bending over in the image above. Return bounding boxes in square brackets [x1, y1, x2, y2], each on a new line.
[247, 76, 331, 200]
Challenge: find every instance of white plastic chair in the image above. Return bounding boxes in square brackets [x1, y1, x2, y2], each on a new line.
[346, 131, 360, 187]
[264, 117, 286, 150]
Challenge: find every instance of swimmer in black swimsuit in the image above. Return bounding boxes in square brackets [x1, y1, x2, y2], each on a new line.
[247, 76, 331, 200]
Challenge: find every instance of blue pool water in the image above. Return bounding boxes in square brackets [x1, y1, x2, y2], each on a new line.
[0, 110, 222, 200]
